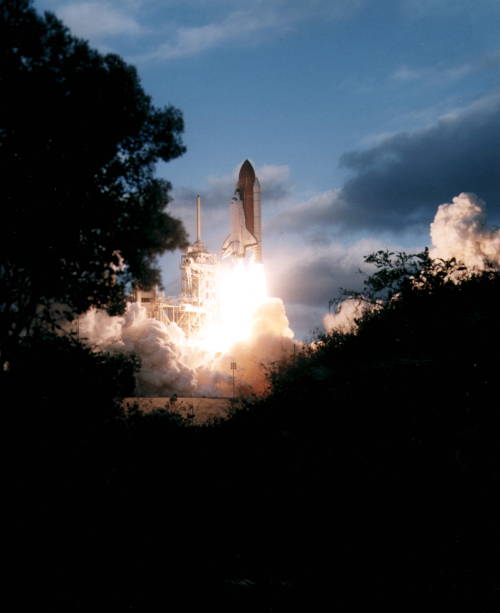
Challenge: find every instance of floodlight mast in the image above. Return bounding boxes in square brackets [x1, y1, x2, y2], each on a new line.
[196, 194, 201, 243]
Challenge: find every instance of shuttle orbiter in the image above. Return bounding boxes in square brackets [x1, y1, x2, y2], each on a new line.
[222, 160, 262, 262]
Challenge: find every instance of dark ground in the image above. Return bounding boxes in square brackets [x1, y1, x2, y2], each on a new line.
[8, 268, 500, 612]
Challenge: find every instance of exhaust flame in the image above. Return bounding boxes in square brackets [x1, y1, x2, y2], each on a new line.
[195, 260, 268, 354]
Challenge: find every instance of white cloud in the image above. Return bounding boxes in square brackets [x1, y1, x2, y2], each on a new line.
[390, 52, 498, 85]
[137, 0, 364, 61]
[146, 9, 286, 60]
[391, 65, 426, 81]
[436, 91, 500, 122]
[57, 2, 143, 39]
[391, 62, 474, 84]
[400, 0, 491, 19]
[46, 0, 365, 61]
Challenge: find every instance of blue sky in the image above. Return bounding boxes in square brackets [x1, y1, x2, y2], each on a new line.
[35, 0, 499, 339]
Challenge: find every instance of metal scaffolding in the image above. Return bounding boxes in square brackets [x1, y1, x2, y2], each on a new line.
[176, 242, 218, 335]
[129, 196, 219, 337]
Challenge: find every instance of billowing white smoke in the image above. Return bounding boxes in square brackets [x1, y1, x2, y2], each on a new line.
[79, 304, 201, 395]
[430, 192, 500, 270]
[79, 297, 298, 397]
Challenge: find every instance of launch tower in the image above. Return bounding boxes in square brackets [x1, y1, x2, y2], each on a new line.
[131, 195, 218, 336]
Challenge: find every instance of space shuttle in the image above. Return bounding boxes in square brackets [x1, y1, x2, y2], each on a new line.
[222, 160, 262, 262]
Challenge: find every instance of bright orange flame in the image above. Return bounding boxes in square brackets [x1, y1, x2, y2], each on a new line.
[192, 259, 268, 354]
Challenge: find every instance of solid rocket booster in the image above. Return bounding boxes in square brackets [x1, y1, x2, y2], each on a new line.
[222, 190, 257, 258]
[222, 160, 262, 262]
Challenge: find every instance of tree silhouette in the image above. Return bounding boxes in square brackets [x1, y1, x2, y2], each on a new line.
[233, 255, 500, 610]
[8, 246, 500, 609]
[0, 1, 188, 360]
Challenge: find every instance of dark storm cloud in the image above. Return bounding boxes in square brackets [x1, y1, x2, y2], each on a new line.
[279, 96, 500, 236]
[287, 260, 357, 307]
[339, 99, 499, 229]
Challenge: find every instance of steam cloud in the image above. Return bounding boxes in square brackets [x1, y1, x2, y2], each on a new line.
[430, 192, 500, 269]
[79, 297, 298, 397]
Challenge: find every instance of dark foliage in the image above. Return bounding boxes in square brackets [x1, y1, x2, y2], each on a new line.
[0, 0, 188, 359]
[10, 255, 500, 611]
[251, 257, 500, 610]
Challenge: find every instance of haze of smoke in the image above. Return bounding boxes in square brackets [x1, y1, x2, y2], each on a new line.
[79, 298, 298, 397]
[430, 192, 500, 270]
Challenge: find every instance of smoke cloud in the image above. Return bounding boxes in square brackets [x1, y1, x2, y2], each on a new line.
[430, 192, 500, 270]
[79, 297, 298, 397]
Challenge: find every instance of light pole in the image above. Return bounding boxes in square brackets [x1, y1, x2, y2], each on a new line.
[230, 361, 237, 399]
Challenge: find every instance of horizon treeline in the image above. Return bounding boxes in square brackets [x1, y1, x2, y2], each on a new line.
[9, 255, 500, 611]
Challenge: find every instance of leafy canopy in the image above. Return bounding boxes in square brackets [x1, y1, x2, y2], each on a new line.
[0, 0, 188, 348]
